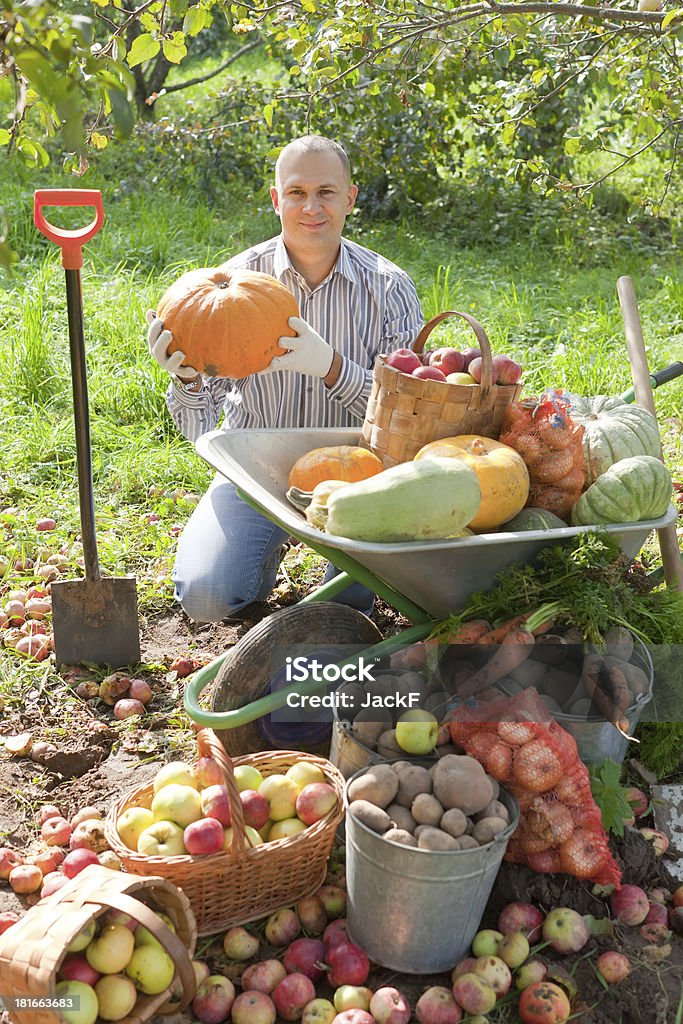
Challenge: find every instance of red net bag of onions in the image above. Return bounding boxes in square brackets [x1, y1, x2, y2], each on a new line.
[499, 389, 585, 521]
[447, 689, 622, 888]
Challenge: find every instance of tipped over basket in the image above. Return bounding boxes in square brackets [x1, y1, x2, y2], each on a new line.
[105, 728, 345, 935]
[360, 310, 524, 467]
[0, 864, 196, 1024]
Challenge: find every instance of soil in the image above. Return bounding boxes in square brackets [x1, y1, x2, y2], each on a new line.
[0, 590, 681, 1023]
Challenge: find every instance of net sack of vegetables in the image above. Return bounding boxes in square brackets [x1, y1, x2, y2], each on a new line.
[447, 688, 622, 888]
[499, 390, 585, 521]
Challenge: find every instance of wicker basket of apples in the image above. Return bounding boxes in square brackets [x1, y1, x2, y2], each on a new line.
[360, 310, 524, 467]
[0, 863, 196, 1024]
[104, 728, 345, 936]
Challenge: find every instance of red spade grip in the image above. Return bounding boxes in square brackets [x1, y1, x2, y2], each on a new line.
[33, 189, 105, 269]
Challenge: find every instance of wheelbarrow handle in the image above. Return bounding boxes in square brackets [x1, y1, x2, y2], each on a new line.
[34, 189, 105, 270]
[619, 362, 683, 404]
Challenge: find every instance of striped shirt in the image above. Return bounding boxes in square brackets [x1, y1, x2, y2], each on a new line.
[165, 234, 424, 442]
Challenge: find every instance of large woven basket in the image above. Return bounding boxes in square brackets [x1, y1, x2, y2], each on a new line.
[360, 310, 524, 467]
[104, 729, 345, 936]
[0, 864, 196, 1024]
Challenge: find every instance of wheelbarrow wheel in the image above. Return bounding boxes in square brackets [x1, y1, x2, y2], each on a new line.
[211, 602, 383, 757]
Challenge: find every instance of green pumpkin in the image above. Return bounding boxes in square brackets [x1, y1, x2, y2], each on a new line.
[569, 395, 662, 486]
[571, 455, 672, 526]
[325, 457, 481, 543]
[502, 508, 568, 532]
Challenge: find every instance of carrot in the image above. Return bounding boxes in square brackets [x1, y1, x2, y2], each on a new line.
[457, 628, 536, 699]
[581, 653, 633, 739]
[476, 602, 560, 646]
[476, 615, 528, 646]
[443, 619, 492, 645]
[603, 663, 631, 714]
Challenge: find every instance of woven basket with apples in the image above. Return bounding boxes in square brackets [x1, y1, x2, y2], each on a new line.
[0, 864, 196, 1024]
[104, 729, 345, 935]
[360, 310, 524, 467]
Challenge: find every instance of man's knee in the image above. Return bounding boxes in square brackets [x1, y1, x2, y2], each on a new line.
[173, 574, 251, 622]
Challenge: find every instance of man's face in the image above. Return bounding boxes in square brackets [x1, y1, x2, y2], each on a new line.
[271, 149, 358, 253]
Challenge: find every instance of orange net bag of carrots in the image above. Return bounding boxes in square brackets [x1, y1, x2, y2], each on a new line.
[447, 688, 622, 888]
[499, 390, 585, 521]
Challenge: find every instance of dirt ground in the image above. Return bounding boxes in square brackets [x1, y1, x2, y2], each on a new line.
[0, 594, 681, 1023]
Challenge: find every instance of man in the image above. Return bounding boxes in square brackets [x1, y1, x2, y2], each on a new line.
[147, 135, 424, 622]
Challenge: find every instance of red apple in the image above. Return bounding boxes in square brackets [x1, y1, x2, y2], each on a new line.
[69, 819, 108, 853]
[638, 828, 669, 856]
[451, 973, 497, 1015]
[610, 884, 650, 926]
[323, 919, 349, 951]
[231, 991, 277, 1024]
[41, 816, 72, 847]
[15, 634, 50, 660]
[649, 887, 671, 905]
[672, 885, 683, 908]
[430, 348, 465, 376]
[283, 937, 326, 981]
[624, 786, 648, 817]
[0, 847, 24, 879]
[596, 951, 630, 984]
[184, 817, 224, 856]
[70, 807, 103, 829]
[497, 901, 544, 944]
[196, 756, 224, 789]
[412, 365, 447, 382]
[241, 959, 287, 994]
[640, 922, 671, 943]
[369, 986, 411, 1024]
[272, 972, 316, 1021]
[114, 698, 145, 720]
[192, 975, 235, 1024]
[58, 953, 101, 986]
[9, 864, 43, 894]
[62, 848, 100, 879]
[128, 678, 152, 704]
[450, 958, 478, 983]
[99, 672, 131, 705]
[385, 349, 422, 374]
[332, 1012, 374, 1024]
[240, 790, 270, 830]
[518, 982, 571, 1024]
[200, 785, 232, 827]
[36, 517, 57, 531]
[296, 895, 327, 934]
[645, 902, 669, 926]
[295, 783, 338, 826]
[325, 942, 370, 987]
[669, 906, 683, 935]
[491, 354, 523, 384]
[542, 908, 589, 954]
[415, 986, 462, 1024]
[467, 357, 485, 383]
[41, 872, 70, 897]
[0, 911, 20, 935]
[461, 347, 481, 369]
[265, 908, 301, 946]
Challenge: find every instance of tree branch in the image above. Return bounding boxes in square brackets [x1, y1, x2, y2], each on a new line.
[154, 38, 264, 99]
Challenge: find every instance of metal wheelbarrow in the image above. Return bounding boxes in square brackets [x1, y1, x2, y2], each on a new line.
[182, 365, 680, 754]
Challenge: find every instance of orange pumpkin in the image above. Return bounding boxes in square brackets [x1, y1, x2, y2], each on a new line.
[156, 265, 299, 379]
[288, 446, 384, 491]
[414, 434, 529, 531]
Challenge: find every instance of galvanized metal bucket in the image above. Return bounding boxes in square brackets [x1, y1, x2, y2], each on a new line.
[344, 763, 520, 973]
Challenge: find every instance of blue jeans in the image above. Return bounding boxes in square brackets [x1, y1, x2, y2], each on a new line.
[173, 474, 374, 622]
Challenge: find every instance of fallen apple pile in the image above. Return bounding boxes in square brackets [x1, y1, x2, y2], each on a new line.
[115, 756, 339, 857]
[53, 905, 179, 1024]
[384, 346, 524, 386]
[346, 758, 511, 851]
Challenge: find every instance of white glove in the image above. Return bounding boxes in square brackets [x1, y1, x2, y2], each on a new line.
[260, 316, 335, 378]
[146, 309, 199, 381]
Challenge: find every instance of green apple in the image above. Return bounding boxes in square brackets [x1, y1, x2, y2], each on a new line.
[446, 371, 477, 385]
[125, 943, 175, 994]
[333, 985, 373, 1012]
[223, 825, 264, 850]
[153, 761, 198, 793]
[55, 980, 99, 1024]
[137, 820, 186, 857]
[116, 807, 154, 851]
[395, 709, 439, 755]
[258, 775, 299, 821]
[285, 762, 325, 790]
[66, 919, 96, 953]
[471, 929, 503, 957]
[268, 818, 307, 841]
[233, 765, 264, 793]
[85, 924, 135, 974]
[134, 912, 176, 948]
[94, 974, 138, 1021]
[151, 784, 202, 828]
[302, 998, 337, 1024]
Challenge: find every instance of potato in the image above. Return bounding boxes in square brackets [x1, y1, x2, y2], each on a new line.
[509, 659, 547, 688]
[377, 729, 404, 760]
[487, 776, 500, 801]
[474, 800, 509, 823]
[604, 657, 649, 697]
[349, 800, 392, 833]
[351, 708, 392, 749]
[569, 698, 595, 718]
[533, 635, 570, 665]
[413, 824, 431, 839]
[431, 755, 494, 815]
[391, 760, 415, 775]
[363, 676, 400, 702]
[456, 834, 479, 850]
[336, 682, 367, 718]
[411, 793, 445, 827]
[424, 691, 450, 717]
[383, 828, 418, 847]
[604, 626, 634, 662]
[538, 668, 582, 708]
[395, 764, 432, 807]
[440, 807, 469, 839]
[417, 827, 460, 851]
[347, 763, 399, 808]
[538, 695, 562, 713]
[386, 803, 417, 833]
[472, 816, 509, 845]
[435, 744, 461, 758]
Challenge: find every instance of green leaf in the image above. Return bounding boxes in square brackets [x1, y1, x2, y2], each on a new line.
[589, 760, 632, 837]
[90, 131, 108, 150]
[183, 6, 209, 36]
[421, 82, 436, 98]
[162, 34, 187, 64]
[564, 136, 582, 156]
[107, 87, 134, 139]
[0, 129, 10, 145]
[501, 122, 516, 146]
[263, 103, 274, 127]
[662, 8, 683, 27]
[127, 33, 160, 68]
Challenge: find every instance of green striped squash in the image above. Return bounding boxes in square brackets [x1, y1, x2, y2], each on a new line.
[571, 455, 672, 526]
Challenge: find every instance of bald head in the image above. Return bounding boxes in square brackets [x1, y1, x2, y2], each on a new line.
[275, 136, 351, 190]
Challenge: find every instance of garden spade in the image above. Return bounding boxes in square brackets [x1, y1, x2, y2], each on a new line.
[34, 189, 141, 666]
